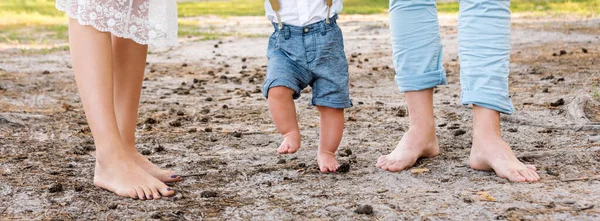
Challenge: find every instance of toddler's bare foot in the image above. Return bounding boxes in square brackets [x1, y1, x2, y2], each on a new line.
[94, 148, 175, 200]
[277, 131, 301, 154]
[469, 136, 540, 182]
[131, 151, 182, 183]
[317, 151, 340, 173]
[377, 127, 439, 172]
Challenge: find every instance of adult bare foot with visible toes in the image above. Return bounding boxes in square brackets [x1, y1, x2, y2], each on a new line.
[318, 150, 340, 173]
[277, 131, 301, 154]
[94, 146, 176, 200]
[469, 136, 540, 182]
[469, 105, 540, 182]
[376, 127, 440, 172]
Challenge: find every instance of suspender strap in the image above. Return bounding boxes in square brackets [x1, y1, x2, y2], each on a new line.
[325, 0, 333, 24]
[269, 0, 283, 30]
[269, 0, 334, 28]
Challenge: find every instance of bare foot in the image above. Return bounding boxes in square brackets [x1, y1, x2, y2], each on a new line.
[94, 149, 176, 200]
[277, 131, 301, 154]
[317, 151, 340, 173]
[469, 136, 540, 182]
[131, 151, 182, 183]
[376, 127, 439, 172]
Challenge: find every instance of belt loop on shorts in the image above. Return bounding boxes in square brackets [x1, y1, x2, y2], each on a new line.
[320, 22, 327, 36]
[283, 24, 291, 40]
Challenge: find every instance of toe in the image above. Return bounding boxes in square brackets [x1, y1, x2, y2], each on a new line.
[165, 173, 183, 183]
[526, 169, 540, 182]
[276, 145, 285, 154]
[376, 156, 386, 168]
[287, 145, 299, 154]
[319, 165, 329, 173]
[531, 169, 541, 181]
[135, 187, 146, 200]
[387, 162, 406, 172]
[521, 169, 537, 182]
[330, 165, 337, 172]
[506, 170, 527, 182]
[127, 188, 138, 199]
[142, 186, 153, 200]
[151, 187, 161, 200]
[158, 186, 175, 197]
[380, 161, 391, 171]
[526, 165, 537, 171]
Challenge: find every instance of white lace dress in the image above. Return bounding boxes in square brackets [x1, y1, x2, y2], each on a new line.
[56, 0, 178, 47]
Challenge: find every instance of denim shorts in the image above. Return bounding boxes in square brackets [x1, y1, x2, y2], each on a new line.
[262, 15, 352, 109]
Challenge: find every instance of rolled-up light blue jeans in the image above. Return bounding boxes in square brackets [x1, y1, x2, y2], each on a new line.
[389, 0, 514, 114]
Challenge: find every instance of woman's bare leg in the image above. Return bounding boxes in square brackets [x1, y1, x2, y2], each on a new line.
[111, 36, 181, 183]
[68, 19, 175, 199]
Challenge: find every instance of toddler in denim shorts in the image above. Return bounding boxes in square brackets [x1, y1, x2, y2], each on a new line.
[263, 0, 352, 173]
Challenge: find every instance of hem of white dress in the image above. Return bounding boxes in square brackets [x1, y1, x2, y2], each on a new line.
[56, 5, 177, 48]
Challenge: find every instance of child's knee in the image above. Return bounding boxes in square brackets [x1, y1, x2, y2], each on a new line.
[267, 86, 295, 99]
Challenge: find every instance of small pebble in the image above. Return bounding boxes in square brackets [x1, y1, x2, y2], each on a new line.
[453, 129, 467, 136]
[48, 183, 63, 193]
[277, 159, 286, 164]
[200, 191, 218, 198]
[337, 163, 350, 173]
[354, 205, 374, 215]
[550, 98, 565, 107]
[396, 108, 407, 117]
[141, 149, 151, 155]
[151, 213, 161, 219]
[74, 186, 84, 192]
[559, 50, 567, 55]
[144, 117, 157, 124]
[232, 132, 242, 138]
[547, 169, 559, 176]
[108, 204, 118, 210]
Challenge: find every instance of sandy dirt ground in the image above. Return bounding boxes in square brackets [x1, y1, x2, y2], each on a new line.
[1, 14, 600, 220]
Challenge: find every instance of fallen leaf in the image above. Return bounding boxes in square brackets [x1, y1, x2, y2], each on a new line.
[476, 191, 496, 202]
[410, 168, 429, 174]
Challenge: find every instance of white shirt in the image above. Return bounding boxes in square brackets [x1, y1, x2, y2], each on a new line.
[265, 0, 343, 27]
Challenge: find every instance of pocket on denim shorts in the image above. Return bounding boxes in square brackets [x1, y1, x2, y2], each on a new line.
[332, 25, 345, 49]
[266, 31, 281, 58]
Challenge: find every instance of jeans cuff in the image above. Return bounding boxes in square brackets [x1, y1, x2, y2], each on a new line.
[263, 78, 302, 99]
[461, 90, 514, 115]
[312, 98, 353, 109]
[395, 69, 447, 92]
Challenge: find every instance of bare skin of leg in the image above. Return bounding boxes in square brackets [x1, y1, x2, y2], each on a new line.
[267, 87, 301, 154]
[68, 19, 175, 199]
[316, 106, 344, 173]
[377, 89, 440, 171]
[111, 36, 181, 184]
[469, 105, 540, 182]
